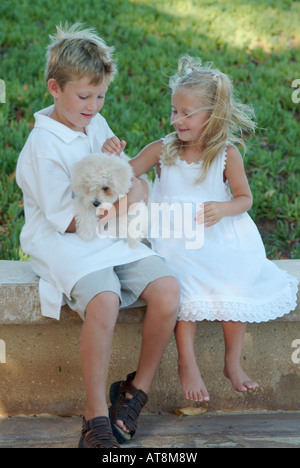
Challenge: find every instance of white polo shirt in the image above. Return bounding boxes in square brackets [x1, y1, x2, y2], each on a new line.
[16, 105, 155, 319]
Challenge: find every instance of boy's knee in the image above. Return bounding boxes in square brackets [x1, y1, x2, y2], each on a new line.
[143, 276, 180, 311]
[163, 277, 181, 310]
[163, 276, 180, 297]
[85, 291, 120, 328]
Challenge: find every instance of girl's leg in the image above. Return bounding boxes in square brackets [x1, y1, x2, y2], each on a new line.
[116, 276, 180, 433]
[222, 321, 259, 392]
[80, 291, 120, 421]
[175, 320, 210, 402]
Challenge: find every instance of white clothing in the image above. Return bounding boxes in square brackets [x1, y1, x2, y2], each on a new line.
[150, 143, 298, 322]
[16, 105, 156, 319]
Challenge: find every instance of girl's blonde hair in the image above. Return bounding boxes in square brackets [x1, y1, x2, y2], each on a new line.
[162, 56, 256, 182]
[45, 23, 117, 90]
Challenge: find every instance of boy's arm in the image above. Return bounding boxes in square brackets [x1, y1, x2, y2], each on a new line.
[64, 178, 148, 233]
[18, 153, 75, 235]
[65, 217, 76, 233]
[97, 177, 148, 225]
[63, 139, 163, 232]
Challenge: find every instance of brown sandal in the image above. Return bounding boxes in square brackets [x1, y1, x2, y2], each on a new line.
[109, 371, 148, 443]
[78, 416, 120, 448]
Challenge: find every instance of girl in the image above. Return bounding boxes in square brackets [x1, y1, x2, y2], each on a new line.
[103, 56, 298, 403]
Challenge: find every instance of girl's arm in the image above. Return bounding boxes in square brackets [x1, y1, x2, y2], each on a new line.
[102, 137, 162, 177]
[199, 145, 253, 227]
[129, 140, 163, 177]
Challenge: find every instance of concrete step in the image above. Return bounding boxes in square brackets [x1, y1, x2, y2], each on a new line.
[0, 259, 299, 325]
[0, 259, 299, 416]
[1, 411, 300, 448]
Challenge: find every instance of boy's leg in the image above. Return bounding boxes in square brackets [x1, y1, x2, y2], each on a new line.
[116, 275, 179, 433]
[175, 320, 210, 402]
[135, 276, 179, 391]
[222, 321, 259, 392]
[80, 291, 120, 421]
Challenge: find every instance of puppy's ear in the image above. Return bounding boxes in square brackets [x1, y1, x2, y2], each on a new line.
[71, 168, 89, 195]
[70, 171, 81, 194]
[114, 163, 134, 193]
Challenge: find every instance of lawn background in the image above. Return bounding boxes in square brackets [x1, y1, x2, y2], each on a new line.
[0, 0, 299, 260]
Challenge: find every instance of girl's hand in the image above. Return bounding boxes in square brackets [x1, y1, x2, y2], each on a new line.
[196, 201, 225, 227]
[102, 137, 126, 155]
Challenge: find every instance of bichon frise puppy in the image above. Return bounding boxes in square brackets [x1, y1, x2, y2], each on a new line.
[71, 153, 148, 246]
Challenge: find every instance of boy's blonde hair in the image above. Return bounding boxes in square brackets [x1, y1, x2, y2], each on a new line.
[162, 56, 256, 182]
[45, 23, 117, 90]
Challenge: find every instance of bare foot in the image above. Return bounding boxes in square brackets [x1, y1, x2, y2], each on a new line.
[115, 376, 149, 435]
[116, 393, 132, 434]
[178, 361, 210, 402]
[224, 363, 259, 392]
[116, 418, 130, 433]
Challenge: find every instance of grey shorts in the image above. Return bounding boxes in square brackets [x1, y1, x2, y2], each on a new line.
[65, 255, 176, 320]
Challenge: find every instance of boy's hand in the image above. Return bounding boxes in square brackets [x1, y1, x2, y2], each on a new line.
[102, 137, 126, 155]
[96, 177, 149, 225]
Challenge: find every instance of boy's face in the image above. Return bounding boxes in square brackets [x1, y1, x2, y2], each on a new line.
[48, 76, 109, 132]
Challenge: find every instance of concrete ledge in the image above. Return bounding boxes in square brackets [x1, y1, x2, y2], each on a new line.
[0, 259, 299, 416]
[0, 259, 299, 324]
[0, 260, 146, 324]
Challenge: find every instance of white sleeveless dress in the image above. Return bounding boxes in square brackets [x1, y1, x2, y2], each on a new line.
[150, 145, 298, 322]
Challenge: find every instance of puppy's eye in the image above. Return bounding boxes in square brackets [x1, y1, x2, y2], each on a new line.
[102, 186, 109, 192]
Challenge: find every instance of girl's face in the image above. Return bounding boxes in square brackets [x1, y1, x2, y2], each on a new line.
[171, 89, 210, 144]
[48, 76, 108, 132]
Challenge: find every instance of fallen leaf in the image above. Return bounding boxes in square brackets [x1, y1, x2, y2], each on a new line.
[264, 189, 275, 199]
[174, 406, 208, 416]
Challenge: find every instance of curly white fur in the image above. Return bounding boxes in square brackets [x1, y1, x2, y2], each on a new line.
[71, 152, 147, 247]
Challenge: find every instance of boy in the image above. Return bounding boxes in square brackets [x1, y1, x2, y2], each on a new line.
[16, 23, 179, 448]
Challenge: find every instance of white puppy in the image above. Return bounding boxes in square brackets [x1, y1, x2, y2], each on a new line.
[71, 153, 148, 246]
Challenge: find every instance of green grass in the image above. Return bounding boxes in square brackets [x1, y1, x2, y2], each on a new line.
[0, 0, 299, 260]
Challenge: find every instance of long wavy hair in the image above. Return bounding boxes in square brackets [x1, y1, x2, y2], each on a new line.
[161, 56, 256, 182]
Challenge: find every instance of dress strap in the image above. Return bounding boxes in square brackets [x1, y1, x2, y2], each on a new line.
[154, 138, 165, 178]
[222, 144, 229, 173]
[159, 137, 168, 163]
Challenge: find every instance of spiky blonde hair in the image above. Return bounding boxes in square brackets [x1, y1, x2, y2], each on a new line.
[162, 56, 256, 182]
[45, 22, 117, 90]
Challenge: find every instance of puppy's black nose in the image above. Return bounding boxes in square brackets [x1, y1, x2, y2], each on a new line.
[93, 200, 101, 207]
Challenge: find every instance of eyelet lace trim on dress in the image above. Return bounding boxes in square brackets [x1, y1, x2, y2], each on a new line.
[178, 274, 298, 323]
